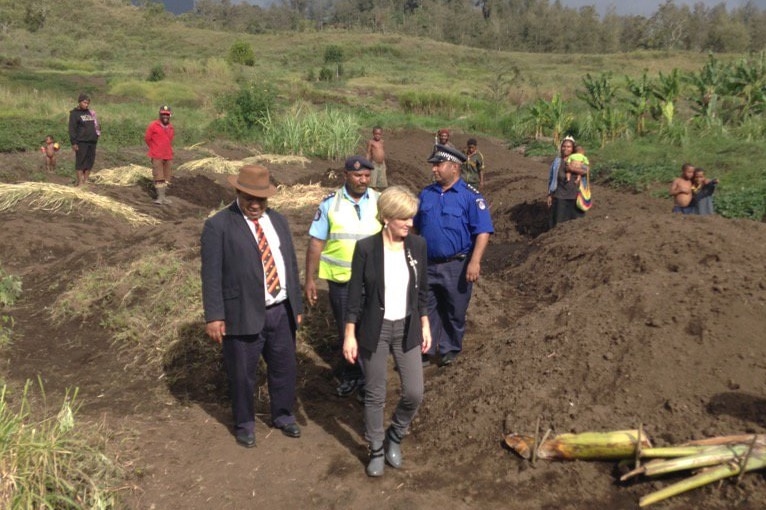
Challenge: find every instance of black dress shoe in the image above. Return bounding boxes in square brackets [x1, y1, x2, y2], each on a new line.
[439, 351, 458, 367]
[278, 423, 301, 438]
[236, 432, 256, 448]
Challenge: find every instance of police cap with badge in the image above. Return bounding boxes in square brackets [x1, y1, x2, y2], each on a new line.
[344, 155, 374, 171]
[427, 144, 467, 164]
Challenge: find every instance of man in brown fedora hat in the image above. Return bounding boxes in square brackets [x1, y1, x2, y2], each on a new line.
[201, 164, 304, 447]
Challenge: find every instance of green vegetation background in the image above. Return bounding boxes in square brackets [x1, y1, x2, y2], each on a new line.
[0, 0, 764, 219]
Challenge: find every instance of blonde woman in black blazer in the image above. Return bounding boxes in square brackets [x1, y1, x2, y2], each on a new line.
[343, 186, 431, 477]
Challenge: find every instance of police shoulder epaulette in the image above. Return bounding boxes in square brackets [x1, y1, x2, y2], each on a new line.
[321, 191, 337, 202]
[465, 183, 481, 194]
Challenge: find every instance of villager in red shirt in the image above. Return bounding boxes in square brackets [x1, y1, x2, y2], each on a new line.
[145, 105, 175, 205]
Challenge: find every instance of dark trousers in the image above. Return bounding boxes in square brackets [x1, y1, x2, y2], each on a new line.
[550, 197, 584, 228]
[672, 205, 696, 214]
[426, 258, 473, 356]
[222, 301, 297, 435]
[328, 280, 363, 380]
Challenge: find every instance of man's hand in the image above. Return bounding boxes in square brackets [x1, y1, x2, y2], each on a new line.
[305, 278, 318, 306]
[305, 237, 325, 307]
[466, 260, 481, 283]
[205, 320, 226, 344]
[546, 195, 552, 208]
[72, 144, 79, 152]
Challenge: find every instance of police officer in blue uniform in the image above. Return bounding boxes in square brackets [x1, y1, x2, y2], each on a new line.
[414, 144, 494, 367]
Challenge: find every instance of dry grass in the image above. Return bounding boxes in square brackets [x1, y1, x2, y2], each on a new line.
[51, 250, 202, 374]
[177, 157, 241, 175]
[270, 183, 331, 210]
[91, 164, 153, 186]
[0, 182, 158, 226]
[245, 154, 311, 166]
[177, 155, 312, 177]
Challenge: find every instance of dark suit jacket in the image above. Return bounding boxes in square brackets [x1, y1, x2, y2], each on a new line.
[345, 232, 428, 353]
[201, 201, 303, 335]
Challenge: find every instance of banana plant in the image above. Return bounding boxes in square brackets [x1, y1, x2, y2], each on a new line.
[625, 71, 654, 136]
[653, 68, 682, 126]
[546, 93, 572, 147]
[577, 71, 618, 113]
[526, 98, 550, 140]
[685, 53, 727, 124]
[724, 52, 766, 122]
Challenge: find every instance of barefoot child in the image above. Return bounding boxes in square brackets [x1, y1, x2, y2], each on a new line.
[669, 163, 695, 214]
[565, 144, 589, 184]
[365, 126, 388, 189]
[41, 135, 60, 172]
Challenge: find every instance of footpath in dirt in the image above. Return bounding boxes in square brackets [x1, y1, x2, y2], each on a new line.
[1, 130, 765, 510]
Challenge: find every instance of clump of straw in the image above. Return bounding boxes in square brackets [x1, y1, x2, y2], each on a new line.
[0, 182, 158, 226]
[177, 157, 241, 175]
[243, 154, 311, 166]
[270, 183, 331, 210]
[178, 155, 313, 176]
[91, 165, 153, 186]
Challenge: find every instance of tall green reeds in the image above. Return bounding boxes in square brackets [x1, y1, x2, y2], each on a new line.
[259, 103, 360, 160]
[0, 381, 119, 509]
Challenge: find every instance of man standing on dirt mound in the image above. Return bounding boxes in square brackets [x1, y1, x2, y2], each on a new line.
[305, 156, 381, 399]
[201, 164, 304, 448]
[144, 105, 175, 205]
[68, 93, 100, 187]
[415, 144, 493, 367]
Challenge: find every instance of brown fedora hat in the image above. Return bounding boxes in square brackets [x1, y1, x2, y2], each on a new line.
[227, 164, 277, 198]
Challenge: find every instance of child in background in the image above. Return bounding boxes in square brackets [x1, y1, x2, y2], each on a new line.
[565, 144, 589, 184]
[41, 135, 60, 172]
[365, 126, 387, 189]
[692, 167, 718, 215]
[461, 138, 485, 190]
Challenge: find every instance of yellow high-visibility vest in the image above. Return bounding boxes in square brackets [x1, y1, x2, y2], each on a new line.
[319, 190, 381, 283]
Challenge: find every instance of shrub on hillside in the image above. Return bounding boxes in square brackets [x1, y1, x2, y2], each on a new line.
[211, 82, 276, 139]
[0, 55, 22, 68]
[147, 64, 165, 82]
[227, 40, 255, 67]
[318, 67, 334, 82]
[323, 45, 344, 65]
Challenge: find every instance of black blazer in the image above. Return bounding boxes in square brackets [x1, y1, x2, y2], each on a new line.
[345, 232, 428, 353]
[201, 201, 303, 335]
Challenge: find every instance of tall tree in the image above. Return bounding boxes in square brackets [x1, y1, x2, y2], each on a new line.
[644, 0, 688, 50]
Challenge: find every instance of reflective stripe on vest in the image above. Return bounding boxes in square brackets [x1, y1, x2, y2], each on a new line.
[318, 190, 380, 283]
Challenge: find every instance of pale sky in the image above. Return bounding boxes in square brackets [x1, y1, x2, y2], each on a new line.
[560, 0, 766, 17]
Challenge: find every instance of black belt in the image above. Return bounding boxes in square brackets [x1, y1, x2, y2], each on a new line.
[428, 253, 467, 264]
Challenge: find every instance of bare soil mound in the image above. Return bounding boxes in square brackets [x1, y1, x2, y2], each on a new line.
[1, 129, 764, 509]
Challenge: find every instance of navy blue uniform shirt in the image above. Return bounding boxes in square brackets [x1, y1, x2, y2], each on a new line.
[414, 179, 494, 260]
